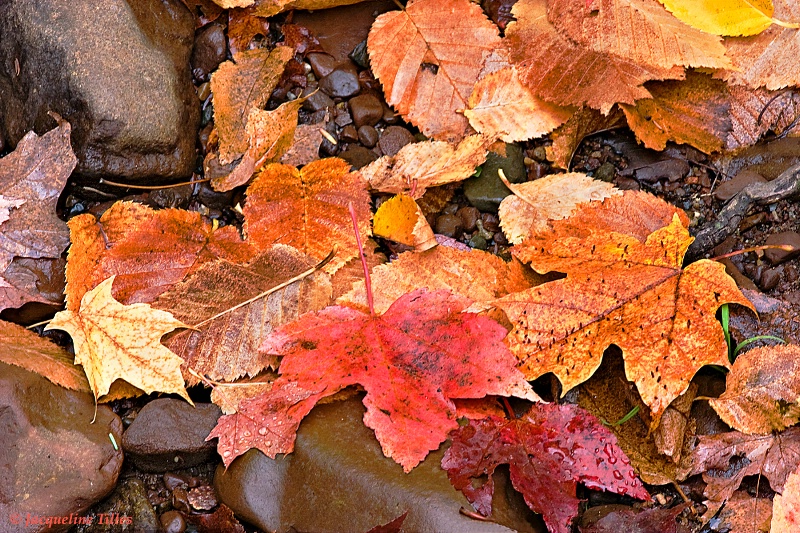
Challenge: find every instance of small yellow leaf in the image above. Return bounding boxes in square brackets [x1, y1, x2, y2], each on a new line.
[373, 194, 437, 251]
[45, 276, 192, 402]
[657, 0, 792, 36]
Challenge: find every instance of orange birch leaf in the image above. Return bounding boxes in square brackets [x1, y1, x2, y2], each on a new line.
[710, 345, 800, 434]
[359, 135, 492, 198]
[252, 0, 366, 17]
[372, 194, 437, 252]
[65, 201, 254, 311]
[494, 193, 753, 426]
[621, 73, 731, 154]
[499, 173, 621, 245]
[46, 276, 192, 402]
[337, 245, 540, 314]
[367, 0, 502, 142]
[465, 67, 574, 143]
[0, 319, 90, 392]
[211, 97, 305, 192]
[242, 158, 371, 274]
[210, 46, 294, 164]
[548, 0, 730, 70]
[506, 0, 684, 114]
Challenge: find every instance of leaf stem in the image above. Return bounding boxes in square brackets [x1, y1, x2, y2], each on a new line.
[709, 244, 794, 262]
[349, 202, 374, 315]
[190, 247, 336, 329]
[99, 176, 212, 190]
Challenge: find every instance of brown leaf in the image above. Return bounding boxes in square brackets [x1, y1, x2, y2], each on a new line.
[46, 276, 191, 401]
[680, 428, 800, 520]
[718, 491, 773, 533]
[210, 46, 294, 164]
[360, 135, 492, 198]
[337, 245, 540, 314]
[65, 201, 254, 311]
[210, 97, 305, 191]
[721, 1, 800, 90]
[546, 107, 627, 169]
[0, 119, 75, 293]
[242, 158, 371, 274]
[710, 344, 800, 434]
[227, 7, 271, 56]
[506, 0, 684, 113]
[210, 372, 276, 415]
[0, 320, 90, 392]
[1, 257, 66, 311]
[368, 0, 502, 142]
[181, 0, 224, 27]
[279, 122, 324, 167]
[621, 73, 731, 154]
[465, 67, 573, 143]
[498, 173, 621, 245]
[548, 0, 729, 70]
[726, 85, 800, 152]
[497, 193, 752, 425]
[153, 245, 332, 385]
[772, 463, 800, 532]
[251, 0, 366, 17]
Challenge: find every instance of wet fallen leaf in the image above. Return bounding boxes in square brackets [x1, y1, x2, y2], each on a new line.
[495, 192, 753, 426]
[242, 158, 371, 274]
[442, 403, 649, 533]
[337, 245, 539, 314]
[360, 135, 492, 198]
[581, 504, 690, 533]
[65, 201, 254, 311]
[0, 320, 90, 392]
[227, 7, 271, 56]
[498, 173, 621, 245]
[548, 0, 729, 70]
[726, 85, 800, 151]
[679, 428, 800, 520]
[210, 372, 276, 415]
[279, 122, 324, 167]
[772, 462, 800, 532]
[657, 0, 779, 36]
[718, 491, 772, 533]
[368, 0, 502, 141]
[209, 289, 539, 471]
[0, 119, 75, 309]
[710, 344, 800, 434]
[621, 72, 731, 154]
[465, 67, 573, 143]
[506, 0, 684, 114]
[46, 276, 191, 402]
[153, 245, 332, 385]
[251, 0, 366, 17]
[372, 194, 437, 252]
[210, 46, 294, 164]
[546, 107, 627, 169]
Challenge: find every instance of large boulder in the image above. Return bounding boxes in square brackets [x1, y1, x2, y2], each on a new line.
[0, 0, 199, 182]
[214, 396, 543, 532]
[0, 362, 124, 533]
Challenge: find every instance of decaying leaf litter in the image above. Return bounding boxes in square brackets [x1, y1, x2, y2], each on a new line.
[4, 0, 800, 531]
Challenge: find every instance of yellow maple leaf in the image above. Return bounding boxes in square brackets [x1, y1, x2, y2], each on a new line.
[658, 0, 797, 37]
[45, 276, 192, 403]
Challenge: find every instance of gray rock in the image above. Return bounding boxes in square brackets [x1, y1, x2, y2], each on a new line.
[357, 125, 378, 148]
[0, 0, 199, 182]
[77, 478, 160, 533]
[122, 398, 221, 472]
[0, 362, 123, 533]
[377, 125, 416, 157]
[214, 397, 542, 533]
[464, 143, 526, 212]
[319, 63, 360, 99]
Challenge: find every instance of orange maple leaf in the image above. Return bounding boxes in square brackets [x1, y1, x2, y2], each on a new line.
[46, 276, 192, 402]
[494, 192, 754, 426]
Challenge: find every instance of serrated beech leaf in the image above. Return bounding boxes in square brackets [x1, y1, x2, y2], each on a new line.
[208, 289, 539, 471]
[442, 403, 649, 533]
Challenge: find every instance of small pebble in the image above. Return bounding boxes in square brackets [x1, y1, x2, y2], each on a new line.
[759, 267, 782, 291]
[306, 53, 337, 78]
[172, 487, 191, 513]
[191, 23, 226, 81]
[159, 510, 186, 533]
[163, 471, 190, 491]
[765, 231, 800, 265]
[480, 213, 500, 233]
[188, 485, 218, 511]
[435, 214, 463, 238]
[532, 146, 547, 161]
[302, 90, 334, 113]
[378, 126, 416, 157]
[456, 206, 480, 232]
[319, 63, 360, 98]
[340, 124, 359, 142]
[338, 146, 379, 169]
[469, 234, 488, 250]
[714, 170, 766, 202]
[349, 93, 384, 128]
[357, 125, 379, 147]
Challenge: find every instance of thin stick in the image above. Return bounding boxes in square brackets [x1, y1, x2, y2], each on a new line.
[710, 244, 794, 261]
[349, 202, 374, 316]
[26, 318, 53, 329]
[99, 176, 212, 190]
[191, 247, 336, 329]
[671, 480, 690, 503]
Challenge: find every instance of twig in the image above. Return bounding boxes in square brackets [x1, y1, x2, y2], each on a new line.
[349, 202, 374, 316]
[99, 176, 211, 190]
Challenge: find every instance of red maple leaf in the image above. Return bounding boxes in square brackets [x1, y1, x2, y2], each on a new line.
[442, 403, 650, 533]
[208, 289, 538, 471]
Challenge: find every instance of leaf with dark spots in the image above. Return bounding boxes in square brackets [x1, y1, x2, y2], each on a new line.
[442, 403, 650, 533]
[209, 288, 539, 472]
